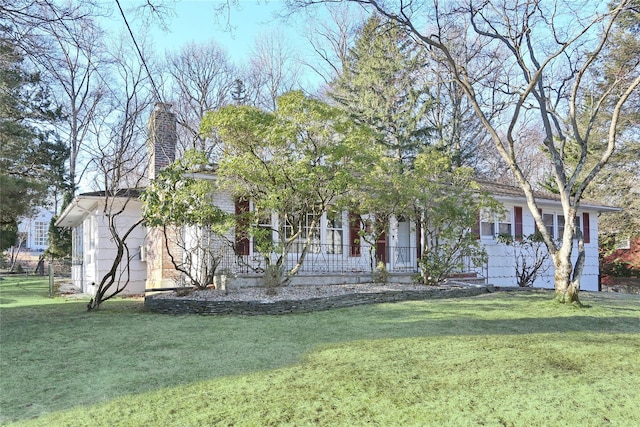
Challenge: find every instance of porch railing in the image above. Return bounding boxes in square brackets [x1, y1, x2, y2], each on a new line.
[213, 243, 487, 279]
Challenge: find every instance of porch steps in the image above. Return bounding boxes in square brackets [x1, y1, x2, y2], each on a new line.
[445, 272, 487, 286]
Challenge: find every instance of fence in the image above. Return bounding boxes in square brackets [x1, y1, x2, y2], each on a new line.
[217, 243, 486, 279]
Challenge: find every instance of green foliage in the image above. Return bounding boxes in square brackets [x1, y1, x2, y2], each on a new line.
[46, 193, 73, 259]
[0, 217, 18, 253]
[2, 277, 640, 425]
[202, 91, 377, 285]
[406, 150, 498, 284]
[0, 38, 67, 250]
[141, 150, 233, 289]
[372, 261, 389, 284]
[602, 261, 640, 278]
[329, 14, 432, 164]
[142, 150, 230, 230]
[263, 264, 282, 295]
[45, 216, 72, 259]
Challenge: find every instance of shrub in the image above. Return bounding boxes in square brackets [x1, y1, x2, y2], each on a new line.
[372, 262, 389, 284]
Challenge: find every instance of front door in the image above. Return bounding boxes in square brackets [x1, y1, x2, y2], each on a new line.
[376, 232, 387, 264]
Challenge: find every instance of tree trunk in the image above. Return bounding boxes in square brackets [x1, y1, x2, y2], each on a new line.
[553, 250, 581, 305]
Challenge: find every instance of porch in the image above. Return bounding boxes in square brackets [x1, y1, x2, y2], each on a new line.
[213, 243, 487, 287]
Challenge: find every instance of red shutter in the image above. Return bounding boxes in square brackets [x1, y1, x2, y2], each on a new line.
[582, 212, 591, 244]
[416, 220, 422, 260]
[235, 197, 250, 256]
[472, 213, 480, 240]
[514, 206, 523, 241]
[349, 212, 361, 257]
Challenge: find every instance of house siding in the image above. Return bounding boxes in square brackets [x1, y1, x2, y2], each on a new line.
[481, 203, 600, 291]
[79, 201, 146, 296]
[17, 207, 54, 251]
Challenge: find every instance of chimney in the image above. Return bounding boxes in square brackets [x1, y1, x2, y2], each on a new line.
[147, 102, 177, 179]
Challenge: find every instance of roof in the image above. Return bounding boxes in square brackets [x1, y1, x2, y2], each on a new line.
[55, 188, 144, 228]
[76, 188, 144, 198]
[476, 179, 621, 213]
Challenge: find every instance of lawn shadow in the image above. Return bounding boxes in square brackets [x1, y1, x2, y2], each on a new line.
[2, 288, 639, 424]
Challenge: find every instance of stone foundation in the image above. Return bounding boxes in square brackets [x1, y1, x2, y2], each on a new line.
[144, 286, 490, 315]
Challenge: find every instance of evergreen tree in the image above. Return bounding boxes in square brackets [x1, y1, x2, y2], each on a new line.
[0, 35, 67, 251]
[329, 15, 432, 166]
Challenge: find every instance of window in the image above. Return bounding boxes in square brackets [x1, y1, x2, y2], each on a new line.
[556, 215, 584, 241]
[72, 226, 83, 265]
[540, 211, 589, 243]
[497, 211, 512, 236]
[543, 213, 555, 238]
[557, 215, 565, 239]
[480, 211, 495, 237]
[33, 221, 48, 247]
[326, 210, 343, 254]
[616, 237, 631, 250]
[89, 217, 96, 250]
[480, 209, 514, 238]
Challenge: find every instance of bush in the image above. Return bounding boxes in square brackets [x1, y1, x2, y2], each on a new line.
[372, 262, 389, 284]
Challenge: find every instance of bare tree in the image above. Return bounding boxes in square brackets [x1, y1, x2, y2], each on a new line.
[302, 3, 366, 87]
[243, 29, 304, 111]
[84, 37, 153, 310]
[165, 40, 236, 157]
[32, 10, 108, 195]
[292, 0, 640, 304]
[498, 233, 551, 288]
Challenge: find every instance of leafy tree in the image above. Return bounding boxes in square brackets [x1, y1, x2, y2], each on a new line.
[201, 90, 376, 288]
[142, 150, 234, 290]
[46, 193, 73, 260]
[408, 151, 498, 285]
[329, 14, 432, 165]
[293, 0, 640, 304]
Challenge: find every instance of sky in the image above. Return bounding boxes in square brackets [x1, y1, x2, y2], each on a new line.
[108, 1, 311, 64]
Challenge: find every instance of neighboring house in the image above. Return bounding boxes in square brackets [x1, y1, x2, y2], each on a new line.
[602, 235, 640, 276]
[17, 207, 54, 251]
[56, 102, 619, 296]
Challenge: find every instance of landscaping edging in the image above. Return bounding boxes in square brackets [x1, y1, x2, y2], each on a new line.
[144, 285, 491, 315]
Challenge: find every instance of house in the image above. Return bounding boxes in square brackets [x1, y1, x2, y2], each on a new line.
[16, 207, 54, 251]
[56, 102, 619, 295]
[601, 235, 640, 292]
[55, 190, 146, 295]
[474, 181, 619, 291]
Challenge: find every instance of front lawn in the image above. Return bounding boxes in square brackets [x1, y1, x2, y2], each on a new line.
[1, 276, 639, 426]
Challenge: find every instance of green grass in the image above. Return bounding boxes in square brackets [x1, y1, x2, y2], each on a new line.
[1, 276, 639, 426]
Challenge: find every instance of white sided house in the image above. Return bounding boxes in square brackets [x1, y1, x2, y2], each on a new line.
[57, 102, 618, 296]
[474, 181, 618, 291]
[156, 181, 614, 292]
[17, 207, 54, 251]
[56, 191, 146, 296]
